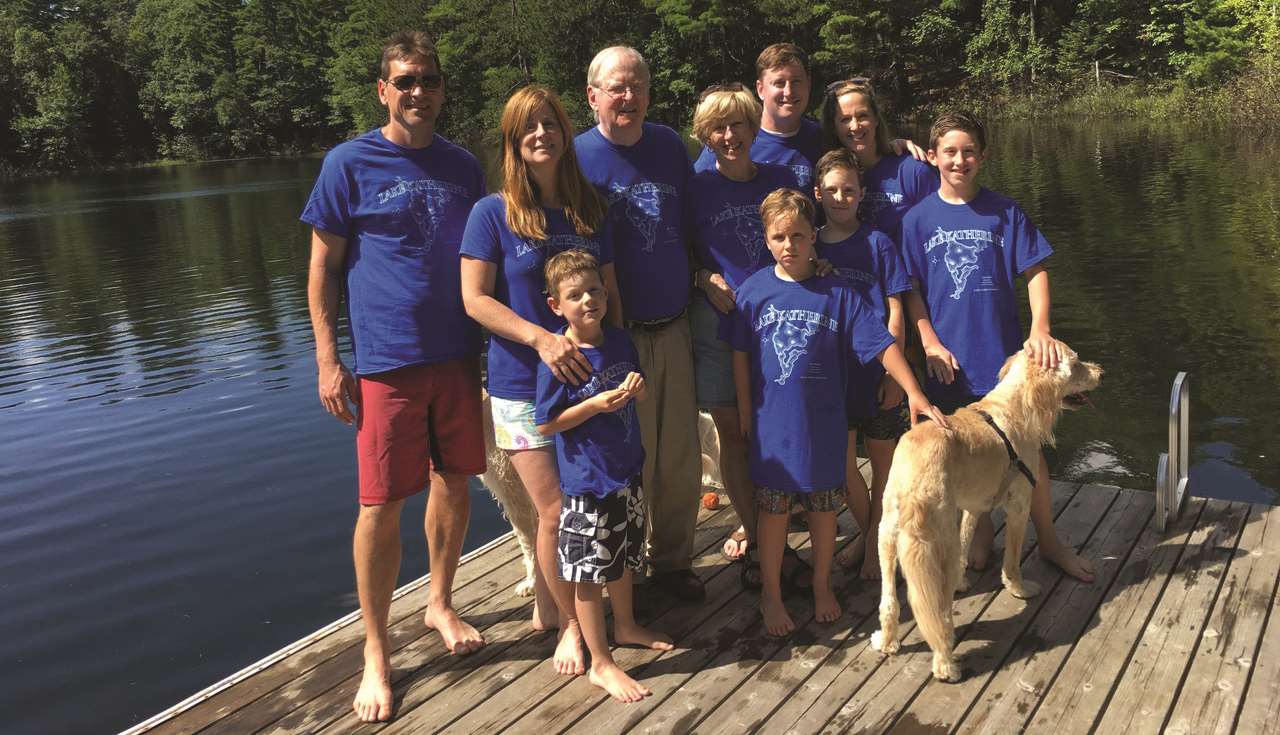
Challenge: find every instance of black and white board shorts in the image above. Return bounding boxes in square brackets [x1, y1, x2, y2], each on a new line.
[557, 477, 645, 584]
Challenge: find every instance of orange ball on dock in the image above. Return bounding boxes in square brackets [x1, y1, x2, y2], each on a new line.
[701, 491, 720, 510]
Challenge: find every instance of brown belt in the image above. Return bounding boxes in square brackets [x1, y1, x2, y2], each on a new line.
[626, 308, 686, 332]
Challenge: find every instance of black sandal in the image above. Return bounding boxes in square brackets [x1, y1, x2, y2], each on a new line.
[781, 544, 814, 595]
[739, 542, 763, 592]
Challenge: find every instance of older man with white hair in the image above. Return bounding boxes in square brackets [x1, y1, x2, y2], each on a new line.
[573, 46, 704, 602]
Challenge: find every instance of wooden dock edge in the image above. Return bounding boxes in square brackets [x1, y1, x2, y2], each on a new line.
[116, 530, 519, 735]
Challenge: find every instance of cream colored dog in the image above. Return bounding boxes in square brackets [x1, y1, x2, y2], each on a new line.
[871, 346, 1102, 682]
[478, 392, 723, 598]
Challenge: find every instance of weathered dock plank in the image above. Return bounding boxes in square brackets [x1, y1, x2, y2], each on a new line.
[1166, 501, 1280, 735]
[886, 483, 1119, 733]
[362, 501, 746, 735]
[958, 486, 1155, 734]
[824, 482, 1088, 734]
[1091, 498, 1250, 735]
[144, 536, 526, 735]
[757, 482, 1079, 734]
[131, 481, 1280, 735]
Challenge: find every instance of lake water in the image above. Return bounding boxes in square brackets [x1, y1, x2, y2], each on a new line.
[1, 120, 1277, 734]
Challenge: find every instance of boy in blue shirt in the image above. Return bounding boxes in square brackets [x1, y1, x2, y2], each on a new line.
[534, 250, 674, 702]
[901, 110, 1095, 583]
[726, 189, 946, 636]
[812, 149, 913, 582]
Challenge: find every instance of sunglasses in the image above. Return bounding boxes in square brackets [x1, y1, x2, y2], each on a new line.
[825, 77, 873, 95]
[698, 81, 745, 101]
[384, 73, 444, 92]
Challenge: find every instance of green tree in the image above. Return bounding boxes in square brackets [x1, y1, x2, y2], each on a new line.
[129, 0, 240, 158]
[327, 0, 432, 136]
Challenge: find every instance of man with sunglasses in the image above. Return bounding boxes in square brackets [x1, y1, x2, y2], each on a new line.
[301, 30, 487, 724]
[574, 46, 706, 603]
[694, 43, 822, 189]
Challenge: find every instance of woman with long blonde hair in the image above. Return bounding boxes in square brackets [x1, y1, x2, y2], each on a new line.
[460, 85, 623, 676]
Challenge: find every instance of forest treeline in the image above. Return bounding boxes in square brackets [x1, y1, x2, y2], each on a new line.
[2, 0, 1278, 174]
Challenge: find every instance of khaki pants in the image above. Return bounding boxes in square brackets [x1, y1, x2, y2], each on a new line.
[629, 314, 701, 573]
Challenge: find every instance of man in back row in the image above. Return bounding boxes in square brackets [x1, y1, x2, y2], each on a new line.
[302, 31, 487, 723]
[574, 46, 707, 601]
[694, 43, 821, 189]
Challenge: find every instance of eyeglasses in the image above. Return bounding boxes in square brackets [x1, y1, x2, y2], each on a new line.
[593, 81, 649, 99]
[384, 73, 444, 92]
[825, 77, 873, 95]
[698, 82, 745, 101]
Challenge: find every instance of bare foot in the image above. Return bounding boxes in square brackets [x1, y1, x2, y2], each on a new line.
[836, 538, 864, 569]
[723, 527, 749, 560]
[530, 597, 558, 632]
[1041, 542, 1096, 583]
[554, 622, 586, 675]
[353, 648, 393, 723]
[589, 662, 652, 703]
[761, 594, 796, 636]
[424, 605, 485, 655]
[814, 583, 842, 623]
[860, 541, 881, 581]
[615, 622, 674, 651]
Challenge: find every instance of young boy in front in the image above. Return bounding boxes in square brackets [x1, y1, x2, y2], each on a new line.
[900, 110, 1094, 582]
[812, 149, 914, 581]
[726, 189, 946, 636]
[534, 250, 674, 702]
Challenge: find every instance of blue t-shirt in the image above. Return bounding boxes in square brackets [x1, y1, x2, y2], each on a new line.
[818, 224, 912, 419]
[574, 123, 691, 321]
[300, 129, 485, 375]
[458, 194, 615, 401]
[695, 118, 822, 190]
[900, 188, 1053, 400]
[859, 153, 940, 246]
[686, 162, 800, 291]
[725, 270, 894, 491]
[534, 327, 645, 498]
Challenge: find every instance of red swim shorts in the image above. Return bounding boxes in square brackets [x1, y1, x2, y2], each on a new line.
[356, 356, 486, 505]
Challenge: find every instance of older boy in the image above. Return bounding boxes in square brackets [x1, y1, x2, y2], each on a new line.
[901, 110, 1095, 582]
[535, 251, 674, 702]
[726, 189, 945, 636]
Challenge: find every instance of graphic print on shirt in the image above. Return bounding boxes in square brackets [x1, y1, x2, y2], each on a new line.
[378, 177, 470, 252]
[859, 191, 903, 223]
[790, 164, 813, 189]
[755, 305, 840, 385]
[572, 361, 639, 442]
[607, 182, 677, 252]
[923, 226, 1002, 299]
[516, 233, 600, 259]
[711, 203, 766, 269]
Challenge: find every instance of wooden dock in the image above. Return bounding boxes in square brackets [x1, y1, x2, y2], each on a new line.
[127, 469, 1280, 734]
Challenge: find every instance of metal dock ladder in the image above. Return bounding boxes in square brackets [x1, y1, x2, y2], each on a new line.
[1156, 371, 1190, 532]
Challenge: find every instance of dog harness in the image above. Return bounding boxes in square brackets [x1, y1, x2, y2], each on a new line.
[976, 409, 1037, 488]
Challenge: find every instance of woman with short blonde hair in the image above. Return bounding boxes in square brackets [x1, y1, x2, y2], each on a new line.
[687, 84, 810, 588]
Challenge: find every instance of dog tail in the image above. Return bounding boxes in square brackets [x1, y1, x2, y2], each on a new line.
[897, 497, 957, 666]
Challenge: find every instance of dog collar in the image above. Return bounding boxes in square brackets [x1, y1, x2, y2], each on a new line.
[976, 409, 1037, 488]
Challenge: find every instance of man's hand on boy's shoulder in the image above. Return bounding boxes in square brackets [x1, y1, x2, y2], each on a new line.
[1023, 330, 1065, 370]
[923, 342, 959, 385]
